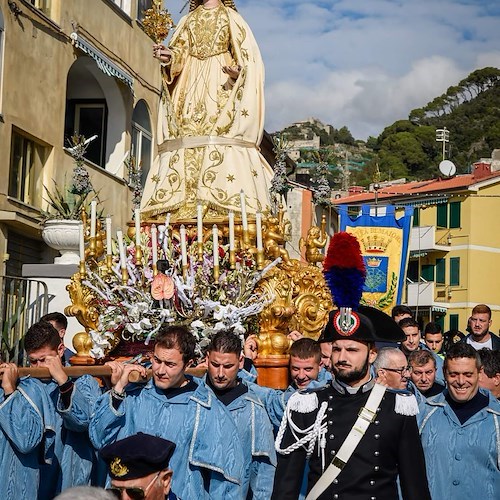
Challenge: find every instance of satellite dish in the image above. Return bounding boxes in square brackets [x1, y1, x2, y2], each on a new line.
[439, 160, 456, 177]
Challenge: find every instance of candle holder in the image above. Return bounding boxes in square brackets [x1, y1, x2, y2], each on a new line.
[105, 254, 113, 272]
[88, 236, 97, 259]
[121, 267, 128, 286]
[182, 264, 188, 280]
[242, 229, 251, 250]
[152, 263, 158, 276]
[79, 260, 86, 277]
[213, 264, 219, 282]
[256, 249, 265, 271]
[229, 249, 236, 269]
[135, 246, 143, 266]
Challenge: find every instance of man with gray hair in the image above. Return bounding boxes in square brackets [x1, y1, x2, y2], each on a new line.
[373, 347, 411, 390]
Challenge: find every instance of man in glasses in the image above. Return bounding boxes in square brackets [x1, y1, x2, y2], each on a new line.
[373, 347, 412, 390]
[100, 432, 177, 499]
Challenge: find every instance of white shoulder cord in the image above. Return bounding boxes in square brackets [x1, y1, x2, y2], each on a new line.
[275, 401, 328, 462]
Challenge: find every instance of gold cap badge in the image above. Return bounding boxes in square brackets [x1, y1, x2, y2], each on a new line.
[110, 457, 129, 477]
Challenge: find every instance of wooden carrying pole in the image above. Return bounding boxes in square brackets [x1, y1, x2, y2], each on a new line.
[0, 366, 207, 382]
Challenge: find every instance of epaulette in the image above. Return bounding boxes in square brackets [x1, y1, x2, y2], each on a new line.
[387, 389, 419, 416]
[287, 390, 319, 413]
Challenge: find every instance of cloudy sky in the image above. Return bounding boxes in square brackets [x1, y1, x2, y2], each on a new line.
[165, 0, 500, 140]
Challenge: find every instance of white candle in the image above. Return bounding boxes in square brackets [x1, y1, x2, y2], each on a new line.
[117, 229, 127, 269]
[105, 216, 112, 256]
[213, 225, 219, 267]
[240, 190, 248, 231]
[151, 224, 158, 266]
[197, 204, 203, 244]
[90, 200, 97, 238]
[256, 212, 263, 251]
[180, 225, 187, 267]
[79, 223, 85, 261]
[134, 209, 141, 248]
[228, 211, 235, 251]
[165, 213, 171, 229]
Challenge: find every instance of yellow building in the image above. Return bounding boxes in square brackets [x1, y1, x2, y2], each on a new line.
[334, 161, 500, 335]
[0, 0, 161, 275]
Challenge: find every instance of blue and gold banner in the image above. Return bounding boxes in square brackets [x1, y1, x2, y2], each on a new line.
[338, 205, 413, 314]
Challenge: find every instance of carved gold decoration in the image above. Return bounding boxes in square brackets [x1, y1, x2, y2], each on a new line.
[65, 205, 332, 360]
[110, 457, 129, 478]
[72, 332, 94, 358]
[300, 214, 328, 265]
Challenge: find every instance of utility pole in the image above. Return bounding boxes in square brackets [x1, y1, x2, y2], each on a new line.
[436, 127, 450, 161]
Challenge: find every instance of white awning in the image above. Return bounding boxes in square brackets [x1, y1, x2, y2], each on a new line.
[395, 195, 449, 208]
[70, 32, 134, 92]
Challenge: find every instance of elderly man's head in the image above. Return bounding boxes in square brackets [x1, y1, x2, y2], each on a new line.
[373, 347, 410, 390]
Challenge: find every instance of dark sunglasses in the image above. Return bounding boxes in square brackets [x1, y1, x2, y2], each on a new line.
[106, 471, 160, 499]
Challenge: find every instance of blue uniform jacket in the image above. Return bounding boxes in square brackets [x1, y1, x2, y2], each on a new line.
[89, 377, 245, 500]
[202, 377, 276, 499]
[418, 388, 500, 500]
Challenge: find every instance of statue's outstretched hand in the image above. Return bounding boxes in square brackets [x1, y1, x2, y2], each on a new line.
[153, 44, 172, 63]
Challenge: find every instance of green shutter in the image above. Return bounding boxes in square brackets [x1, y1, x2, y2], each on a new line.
[412, 208, 420, 227]
[436, 204, 448, 228]
[436, 316, 444, 330]
[421, 264, 434, 282]
[449, 202, 461, 228]
[450, 257, 460, 286]
[436, 258, 445, 284]
[449, 314, 459, 331]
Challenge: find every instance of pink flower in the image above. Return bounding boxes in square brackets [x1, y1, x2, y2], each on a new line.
[151, 273, 175, 300]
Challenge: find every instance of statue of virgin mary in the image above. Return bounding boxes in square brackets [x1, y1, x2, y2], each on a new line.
[141, 0, 274, 220]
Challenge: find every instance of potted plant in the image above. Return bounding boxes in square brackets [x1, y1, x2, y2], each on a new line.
[41, 134, 97, 264]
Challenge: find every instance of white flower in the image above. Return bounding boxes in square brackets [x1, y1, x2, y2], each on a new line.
[191, 320, 205, 330]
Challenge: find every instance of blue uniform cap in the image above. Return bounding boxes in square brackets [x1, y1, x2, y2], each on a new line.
[100, 432, 176, 480]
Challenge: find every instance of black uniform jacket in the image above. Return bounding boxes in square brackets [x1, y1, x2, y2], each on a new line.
[272, 379, 431, 500]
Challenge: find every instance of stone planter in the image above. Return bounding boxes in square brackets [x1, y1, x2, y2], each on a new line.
[41, 219, 81, 264]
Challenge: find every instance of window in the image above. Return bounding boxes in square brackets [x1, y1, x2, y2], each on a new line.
[137, 0, 153, 21]
[9, 130, 47, 205]
[65, 99, 107, 168]
[28, 0, 51, 16]
[449, 201, 461, 228]
[449, 314, 459, 331]
[112, 0, 131, 15]
[421, 264, 434, 282]
[436, 204, 447, 228]
[435, 258, 445, 284]
[412, 207, 420, 227]
[450, 257, 460, 286]
[131, 100, 152, 187]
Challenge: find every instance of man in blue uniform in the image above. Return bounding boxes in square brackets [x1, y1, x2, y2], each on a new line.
[205, 330, 276, 499]
[90, 324, 244, 500]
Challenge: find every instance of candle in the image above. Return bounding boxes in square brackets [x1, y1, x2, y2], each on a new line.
[105, 216, 112, 256]
[79, 222, 85, 261]
[213, 225, 219, 267]
[151, 224, 158, 267]
[197, 204, 203, 244]
[165, 213, 171, 229]
[256, 212, 263, 251]
[228, 211, 235, 251]
[180, 225, 187, 267]
[90, 200, 97, 237]
[117, 229, 127, 269]
[240, 190, 248, 231]
[134, 209, 141, 248]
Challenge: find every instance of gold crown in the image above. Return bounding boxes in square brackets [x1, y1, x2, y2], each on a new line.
[366, 257, 382, 268]
[110, 457, 129, 477]
[362, 234, 390, 253]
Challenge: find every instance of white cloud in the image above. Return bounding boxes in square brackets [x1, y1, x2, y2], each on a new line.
[164, 1, 500, 139]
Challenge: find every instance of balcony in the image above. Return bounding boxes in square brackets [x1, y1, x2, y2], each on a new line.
[406, 281, 449, 312]
[410, 226, 450, 254]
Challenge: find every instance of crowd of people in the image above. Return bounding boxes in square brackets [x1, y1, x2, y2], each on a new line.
[0, 302, 499, 499]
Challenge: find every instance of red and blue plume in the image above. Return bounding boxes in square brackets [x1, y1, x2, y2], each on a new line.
[323, 232, 366, 310]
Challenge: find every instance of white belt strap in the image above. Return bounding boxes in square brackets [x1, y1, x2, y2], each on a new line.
[305, 383, 387, 500]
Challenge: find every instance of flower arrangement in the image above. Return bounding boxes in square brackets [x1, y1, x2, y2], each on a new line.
[41, 134, 98, 222]
[85, 226, 277, 360]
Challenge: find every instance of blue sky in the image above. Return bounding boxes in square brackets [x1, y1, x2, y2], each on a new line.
[164, 0, 500, 140]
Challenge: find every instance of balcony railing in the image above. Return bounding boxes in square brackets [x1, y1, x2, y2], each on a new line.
[410, 226, 450, 254]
